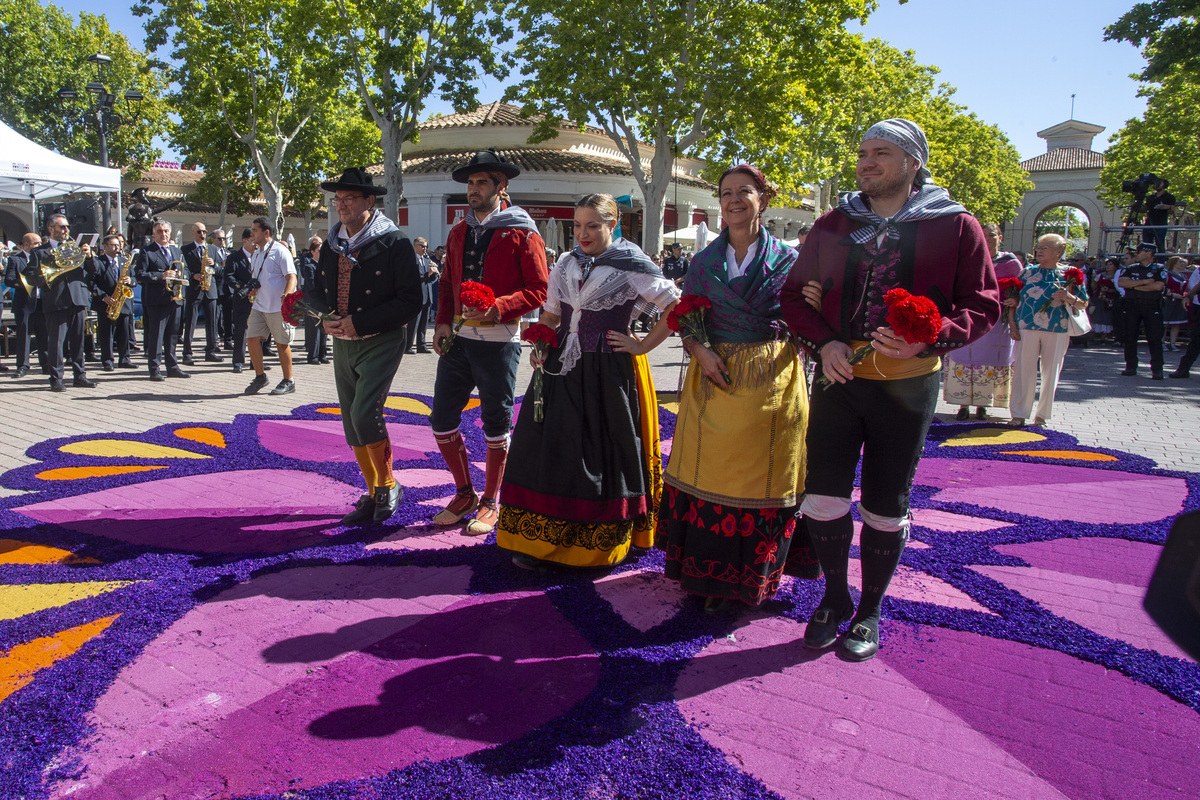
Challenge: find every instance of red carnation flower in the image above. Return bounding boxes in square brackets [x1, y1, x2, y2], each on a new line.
[1064, 267, 1086, 286]
[997, 277, 1024, 294]
[459, 280, 496, 311]
[521, 322, 560, 348]
[886, 294, 943, 345]
[883, 288, 911, 307]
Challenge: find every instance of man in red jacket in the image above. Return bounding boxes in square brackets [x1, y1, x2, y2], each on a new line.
[782, 119, 1000, 662]
[431, 149, 548, 535]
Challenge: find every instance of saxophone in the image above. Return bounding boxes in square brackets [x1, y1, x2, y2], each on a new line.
[198, 245, 214, 292]
[106, 256, 133, 321]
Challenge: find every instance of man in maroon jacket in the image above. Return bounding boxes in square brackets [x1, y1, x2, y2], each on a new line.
[431, 149, 548, 535]
[782, 119, 1000, 662]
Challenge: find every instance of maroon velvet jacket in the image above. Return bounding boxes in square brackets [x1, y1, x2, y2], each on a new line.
[437, 220, 548, 326]
[782, 210, 1001, 356]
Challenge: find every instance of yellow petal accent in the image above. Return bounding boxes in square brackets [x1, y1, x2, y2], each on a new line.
[1001, 450, 1118, 462]
[316, 407, 342, 415]
[659, 402, 680, 415]
[0, 582, 139, 621]
[0, 540, 99, 566]
[940, 429, 1047, 447]
[36, 466, 167, 481]
[59, 440, 210, 460]
[384, 396, 432, 414]
[0, 615, 119, 702]
[174, 428, 226, 448]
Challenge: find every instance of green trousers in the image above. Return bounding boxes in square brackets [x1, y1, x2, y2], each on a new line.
[332, 327, 406, 447]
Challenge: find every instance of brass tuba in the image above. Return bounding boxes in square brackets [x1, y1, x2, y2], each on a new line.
[106, 256, 134, 321]
[166, 257, 189, 303]
[40, 239, 85, 286]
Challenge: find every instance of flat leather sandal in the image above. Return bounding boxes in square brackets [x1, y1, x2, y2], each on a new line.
[432, 487, 479, 526]
[839, 621, 880, 662]
[465, 498, 500, 536]
[803, 604, 854, 650]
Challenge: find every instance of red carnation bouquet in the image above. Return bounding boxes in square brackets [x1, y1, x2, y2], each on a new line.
[667, 294, 731, 385]
[817, 288, 943, 388]
[1037, 266, 1086, 314]
[997, 276, 1024, 328]
[440, 280, 496, 352]
[280, 290, 335, 326]
[521, 322, 560, 422]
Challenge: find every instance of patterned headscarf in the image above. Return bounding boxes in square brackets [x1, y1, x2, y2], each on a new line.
[861, 118, 932, 186]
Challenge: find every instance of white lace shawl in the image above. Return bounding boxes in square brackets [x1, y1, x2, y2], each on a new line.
[543, 252, 680, 375]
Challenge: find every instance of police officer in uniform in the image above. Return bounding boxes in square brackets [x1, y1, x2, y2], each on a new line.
[1119, 241, 1167, 380]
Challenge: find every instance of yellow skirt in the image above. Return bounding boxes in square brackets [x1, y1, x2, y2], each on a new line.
[664, 341, 807, 508]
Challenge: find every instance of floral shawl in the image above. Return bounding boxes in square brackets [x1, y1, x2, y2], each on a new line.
[683, 226, 795, 343]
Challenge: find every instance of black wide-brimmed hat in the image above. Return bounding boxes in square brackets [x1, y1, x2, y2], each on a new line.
[451, 148, 520, 183]
[320, 167, 387, 196]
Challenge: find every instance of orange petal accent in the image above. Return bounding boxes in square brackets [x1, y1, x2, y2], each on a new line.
[316, 407, 342, 415]
[37, 466, 167, 481]
[0, 540, 99, 566]
[464, 398, 481, 411]
[0, 615, 119, 703]
[174, 428, 226, 448]
[1001, 450, 1119, 462]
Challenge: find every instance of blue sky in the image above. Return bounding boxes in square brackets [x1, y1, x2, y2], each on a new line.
[56, 0, 1148, 161]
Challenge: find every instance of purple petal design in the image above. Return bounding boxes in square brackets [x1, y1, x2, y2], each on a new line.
[258, 420, 434, 463]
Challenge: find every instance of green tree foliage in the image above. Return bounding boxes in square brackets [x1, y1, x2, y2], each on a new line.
[282, 100, 382, 226]
[136, 0, 352, 233]
[506, 0, 875, 254]
[1105, 0, 1200, 81]
[1098, 66, 1199, 214]
[1034, 206, 1091, 245]
[333, 0, 512, 220]
[0, 0, 168, 173]
[706, 37, 1030, 224]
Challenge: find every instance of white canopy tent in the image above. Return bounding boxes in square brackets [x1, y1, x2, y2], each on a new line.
[663, 224, 717, 248]
[0, 119, 123, 236]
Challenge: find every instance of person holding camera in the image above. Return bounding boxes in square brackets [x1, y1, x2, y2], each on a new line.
[1120, 242, 1167, 380]
[1143, 178, 1175, 255]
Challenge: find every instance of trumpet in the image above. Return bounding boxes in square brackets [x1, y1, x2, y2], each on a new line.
[166, 258, 189, 303]
[39, 239, 85, 287]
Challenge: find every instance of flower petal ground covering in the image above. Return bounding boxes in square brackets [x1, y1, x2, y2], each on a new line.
[0, 393, 1196, 799]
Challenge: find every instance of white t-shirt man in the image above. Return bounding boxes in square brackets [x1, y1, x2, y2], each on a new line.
[250, 240, 296, 313]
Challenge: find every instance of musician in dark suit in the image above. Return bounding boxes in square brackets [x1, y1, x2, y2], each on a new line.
[133, 220, 191, 381]
[181, 222, 224, 364]
[86, 233, 136, 371]
[3, 233, 47, 378]
[213, 229, 234, 349]
[405, 236, 438, 353]
[24, 214, 96, 391]
[297, 235, 328, 364]
[222, 228, 256, 373]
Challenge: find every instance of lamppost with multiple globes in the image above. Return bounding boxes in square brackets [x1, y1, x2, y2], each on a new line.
[57, 53, 144, 233]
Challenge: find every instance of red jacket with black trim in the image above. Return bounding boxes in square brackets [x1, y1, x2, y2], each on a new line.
[437, 220, 548, 326]
[781, 210, 1001, 356]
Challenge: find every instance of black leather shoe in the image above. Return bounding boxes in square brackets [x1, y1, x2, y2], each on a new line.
[205, 354, 225, 362]
[1152, 372, 1164, 380]
[269, 378, 295, 395]
[319, 357, 331, 364]
[102, 363, 114, 372]
[416, 346, 430, 354]
[73, 377, 98, 388]
[1169, 371, 1190, 379]
[49, 378, 65, 392]
[954, 407, 969, 421]
[341, 494, 376, 525]
[839, 620, 881, 662]
[13, 366, 29, 379]
[181, 356, 196, 366]
[372, 483, 403, 522]
[803, 603, 854, 649]
[1120, 369, 1137, 377]
[117, 361, 136, 369]
[149, 372, 165, 382]
[232, 364, 245, 373]
[167, 368, 192, 379]
[405, 348, 416, 355]
[245, 373, 270, 394]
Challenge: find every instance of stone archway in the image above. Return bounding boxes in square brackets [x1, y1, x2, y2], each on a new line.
[0, 207, 30, 243]
[1013, 190, 1112, 256]
[1032, 200, 1094, 253]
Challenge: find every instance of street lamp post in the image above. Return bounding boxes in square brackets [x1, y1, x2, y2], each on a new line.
[57, 53, 144, 233]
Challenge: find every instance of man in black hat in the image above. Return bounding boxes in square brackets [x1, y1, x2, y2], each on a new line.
[429, 148, 548, 536]
[308, 167, 423, 525]
[1119, 241, 1167, 379]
